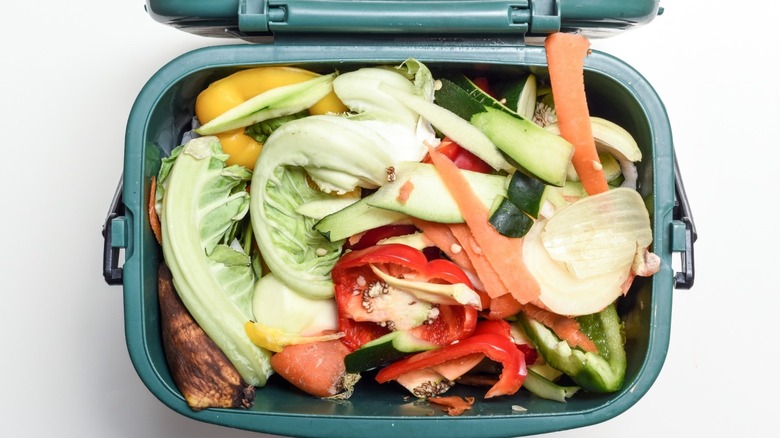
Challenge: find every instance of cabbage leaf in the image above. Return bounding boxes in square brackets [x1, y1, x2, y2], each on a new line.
[159, 136, 272, 387]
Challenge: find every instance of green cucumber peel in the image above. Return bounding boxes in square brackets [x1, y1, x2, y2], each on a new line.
[506, 170, 547, 219]
[488, 196, 534, 238]
[314, 196, 409, 243]
[344, 331, 438, 373]
[434, 77, 573, 186]
[522, 369, 581, 402]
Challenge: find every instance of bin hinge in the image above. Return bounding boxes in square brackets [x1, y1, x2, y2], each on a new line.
[238, 0, 284, 33]
[238, 0, 561, 35]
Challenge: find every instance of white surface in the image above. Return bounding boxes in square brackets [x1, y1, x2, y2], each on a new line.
[2, 1, 776, 437]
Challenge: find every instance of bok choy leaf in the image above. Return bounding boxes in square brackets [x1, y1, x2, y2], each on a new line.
[250, 115, 396, 300]
[333, 58, 438, 163]
[249, 59, 440, 300]
[159, 136, 272, 387]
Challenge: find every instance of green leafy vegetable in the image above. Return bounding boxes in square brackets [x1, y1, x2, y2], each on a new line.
[250, 115, 397, 299]
[243, 111, 308, 144]
[333, 59, 438, 163]
[159, 136, 272, 387]
[250, 60, 440, 300]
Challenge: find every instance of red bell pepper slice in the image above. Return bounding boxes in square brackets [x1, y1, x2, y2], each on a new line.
[375, 319, 527, 398]
[332, 243, 479, 351]
[343, 224, 419, 251]
[422, 137, 494, 174]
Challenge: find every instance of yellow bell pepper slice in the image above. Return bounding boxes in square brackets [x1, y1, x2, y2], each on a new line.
[195, 66, 347, 169]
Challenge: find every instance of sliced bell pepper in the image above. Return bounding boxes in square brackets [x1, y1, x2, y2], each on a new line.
[194, 66, 347, 170]
[519, 302, 627, 393]
[375, 319, 527, 398]
[422, 137, 494, 174]
[343, 224, 419, 251]
[332, 243, 479, 351]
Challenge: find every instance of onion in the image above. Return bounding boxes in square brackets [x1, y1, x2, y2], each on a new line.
[541, 188, 652, 279]
[545, 117, 642, 189]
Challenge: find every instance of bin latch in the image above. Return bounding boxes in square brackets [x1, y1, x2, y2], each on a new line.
[102, 176, 125, 286]
[671, 151, 697, 290]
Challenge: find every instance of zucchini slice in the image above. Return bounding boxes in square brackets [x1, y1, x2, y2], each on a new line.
[435, 76, 573, 187]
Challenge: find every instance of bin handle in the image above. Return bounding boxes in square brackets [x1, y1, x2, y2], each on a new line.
[672, 150, 697, 290]
[102, 176, 124, 285]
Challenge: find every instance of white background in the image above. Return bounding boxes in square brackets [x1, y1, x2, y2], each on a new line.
[2, 1, 777, 437]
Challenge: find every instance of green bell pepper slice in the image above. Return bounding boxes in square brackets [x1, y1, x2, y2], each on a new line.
[518, 302, 627, 393]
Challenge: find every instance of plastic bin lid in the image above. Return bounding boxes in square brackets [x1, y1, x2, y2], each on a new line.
[145, 0, 663, 41]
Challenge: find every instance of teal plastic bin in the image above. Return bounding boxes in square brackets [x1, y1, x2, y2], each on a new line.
[102, 1, 696, 436]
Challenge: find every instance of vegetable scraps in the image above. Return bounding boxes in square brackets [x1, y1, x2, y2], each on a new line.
[152, 50, 660, 412]
[157, 136, 272, 387]
[194, 66, 347, 169]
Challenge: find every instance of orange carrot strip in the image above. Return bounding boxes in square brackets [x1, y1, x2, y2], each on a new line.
[545, 32, 608, 195]
[522, 304, 597, 353]
[397, 179, 415, 205]
[411, 218, 475, 273]
[428, 395, 476, 416]
[426, 146, 540, 304]
[486, 293, 524, 320]
[448, 223, 509, 299]
[148, 176, 162, 244]
[270, 338, 355, 398]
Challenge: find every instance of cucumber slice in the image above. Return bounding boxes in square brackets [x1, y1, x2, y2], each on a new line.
[506, 169, 547, 219]
[435, 77, 573, 187]
[314, 196, 408, 242]
[472, 107, 573, 187]
[522, 369, 580, 402]
[295, 196, 360, 220]
[344, 331, 438, 373]
[489, 196, 534, 238]
[365, 161, 509, 223]
[493, 73, 538, 120]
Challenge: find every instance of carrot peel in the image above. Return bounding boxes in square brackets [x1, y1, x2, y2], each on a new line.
[545, 32, 608, 195]
[426, 144, 540, 304]
[428, 395, 475, 416]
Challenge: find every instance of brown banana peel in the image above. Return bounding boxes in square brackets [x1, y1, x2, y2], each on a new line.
[157, 262, 255, 411]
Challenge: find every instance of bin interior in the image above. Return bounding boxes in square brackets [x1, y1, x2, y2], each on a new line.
[123, 43, 675, 437]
